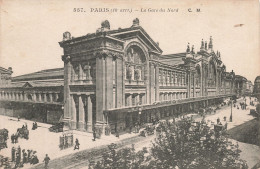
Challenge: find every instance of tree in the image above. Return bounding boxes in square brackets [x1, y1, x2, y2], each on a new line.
[148, 118, 248, 169]
[91, 118, 248, 169]
[89, 143, 149, 169]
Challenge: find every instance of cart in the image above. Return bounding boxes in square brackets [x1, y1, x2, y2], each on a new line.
[140, 123, 155, 137]
[49, 122, 64, 133]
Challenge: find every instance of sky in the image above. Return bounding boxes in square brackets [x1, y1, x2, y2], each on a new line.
[0, 0, 259, 82]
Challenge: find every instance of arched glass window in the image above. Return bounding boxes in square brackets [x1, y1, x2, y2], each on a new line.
[125, 46, 146, 81]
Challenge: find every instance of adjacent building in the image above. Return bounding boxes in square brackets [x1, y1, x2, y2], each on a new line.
[253, 76, 260, 99]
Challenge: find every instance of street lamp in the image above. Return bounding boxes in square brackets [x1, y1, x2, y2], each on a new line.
[137, 102, 142, 125]
[230, 98, 233, 122]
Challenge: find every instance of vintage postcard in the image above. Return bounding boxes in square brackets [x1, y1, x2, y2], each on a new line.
[0, 0, 260, 168]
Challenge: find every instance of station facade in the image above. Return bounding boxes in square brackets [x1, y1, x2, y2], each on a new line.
[1, 19, 237, 133]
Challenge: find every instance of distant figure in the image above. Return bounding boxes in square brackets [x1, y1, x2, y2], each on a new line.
[22, 149, 27, 164]
[18, 115, 20, 121]
[217, 117, 220, 124]
[43, 154, 50, 169]
[15, 152, 21, 168]
[129, 125, 132, 134]
[93, 130, 96, 141]
[74, 138, 80, 150]
[116, 130, 120, 139]
[27, 149, 32, 162]
[223, 116, 227, 121]
[11, 147, 16, 162]
[32, 122, 38, 130]
[11, 134, 15, 144]
[31, 151, 39, 165]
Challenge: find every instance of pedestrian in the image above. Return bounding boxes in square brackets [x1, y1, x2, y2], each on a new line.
[18, 115, 20, 121]
[15, 152, 21, 168]
[74, 138, 80, 150]
[11, 147, 16, 162]
[17, 146, 21, 158]
[116, 130, 120, 139]
[129, 125, 132, 134]
[27, 150, 32, 163]
[14, 133, 18, 143]
[43, 154, 50, 169]
[22, 149, 27, 164]
[217, 117, 220, 124]
[93, 130, 96, 141]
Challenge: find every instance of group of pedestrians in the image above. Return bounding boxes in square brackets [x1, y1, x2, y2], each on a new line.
[11, 146, 40, 168]
[9, 119, 51, 168]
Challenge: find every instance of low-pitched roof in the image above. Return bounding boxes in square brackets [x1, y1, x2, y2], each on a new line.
[159, 53, 186, 66]
[12, 68, 64, 82]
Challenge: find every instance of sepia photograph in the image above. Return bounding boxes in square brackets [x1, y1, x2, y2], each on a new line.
[0, 0, 260, 168]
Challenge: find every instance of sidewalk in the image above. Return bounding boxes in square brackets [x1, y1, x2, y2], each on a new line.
[0, 115, 140, 169]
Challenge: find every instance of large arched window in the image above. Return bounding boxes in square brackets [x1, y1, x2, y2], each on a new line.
[125, 46, 146, 81]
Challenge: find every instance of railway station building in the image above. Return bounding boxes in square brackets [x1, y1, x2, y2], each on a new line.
[0, 18, 237, 133]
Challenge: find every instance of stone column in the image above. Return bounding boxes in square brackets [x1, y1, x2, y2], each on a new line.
[187, 71, 191, 98]
[55, 93, 59, 102]
[63, 55, 72, 126]
[96, 54, 105, 124]
[87, 95, 93, 132]
[150, 63, 155, 104]
[115, 56, 124, 108]
[70, 95, 77, 129]
[193, 72, 196, 97]
[136, 94, 140, 105]
[32, 92, 36, 101]
[78, 95, 86, 131]
[155, 64, 159, 102]
[49, 93, 53, 102]
[129, 94, 132, 107]
[105, 56, 113, 110]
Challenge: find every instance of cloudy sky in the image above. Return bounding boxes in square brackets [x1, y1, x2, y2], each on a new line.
[0, 0, 259, 82]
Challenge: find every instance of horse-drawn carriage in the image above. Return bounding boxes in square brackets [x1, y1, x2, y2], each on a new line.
[214, 123, 227, 133]
[17, 127, 29, 140]
[49, 122, 64, 133]
[140, 123, 155, 137]
[0, 129, 8, 150]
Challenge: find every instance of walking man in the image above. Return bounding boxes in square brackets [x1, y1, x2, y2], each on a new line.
[11, 147, 16, 162]
[74, 138, 80, 150]
[43, 154, 50, 169]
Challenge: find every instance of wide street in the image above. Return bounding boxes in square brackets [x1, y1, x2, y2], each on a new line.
[1, 96, 259, 169]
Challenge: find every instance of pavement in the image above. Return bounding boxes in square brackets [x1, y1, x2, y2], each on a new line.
[0, 115, 140, 169]
[0, 96, 259, 169]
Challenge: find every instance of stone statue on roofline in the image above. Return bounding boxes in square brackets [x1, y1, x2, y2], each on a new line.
[101, 20, 110, 30]
[132, 18, 140, 27]
[63, 31, 71, 41]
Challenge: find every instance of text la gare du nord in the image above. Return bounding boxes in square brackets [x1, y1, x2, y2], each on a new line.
[79, 8, 201, 13]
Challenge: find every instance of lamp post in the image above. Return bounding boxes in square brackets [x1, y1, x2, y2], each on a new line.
[137, 102, 142, 125]
[230, 98, 233, 122]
